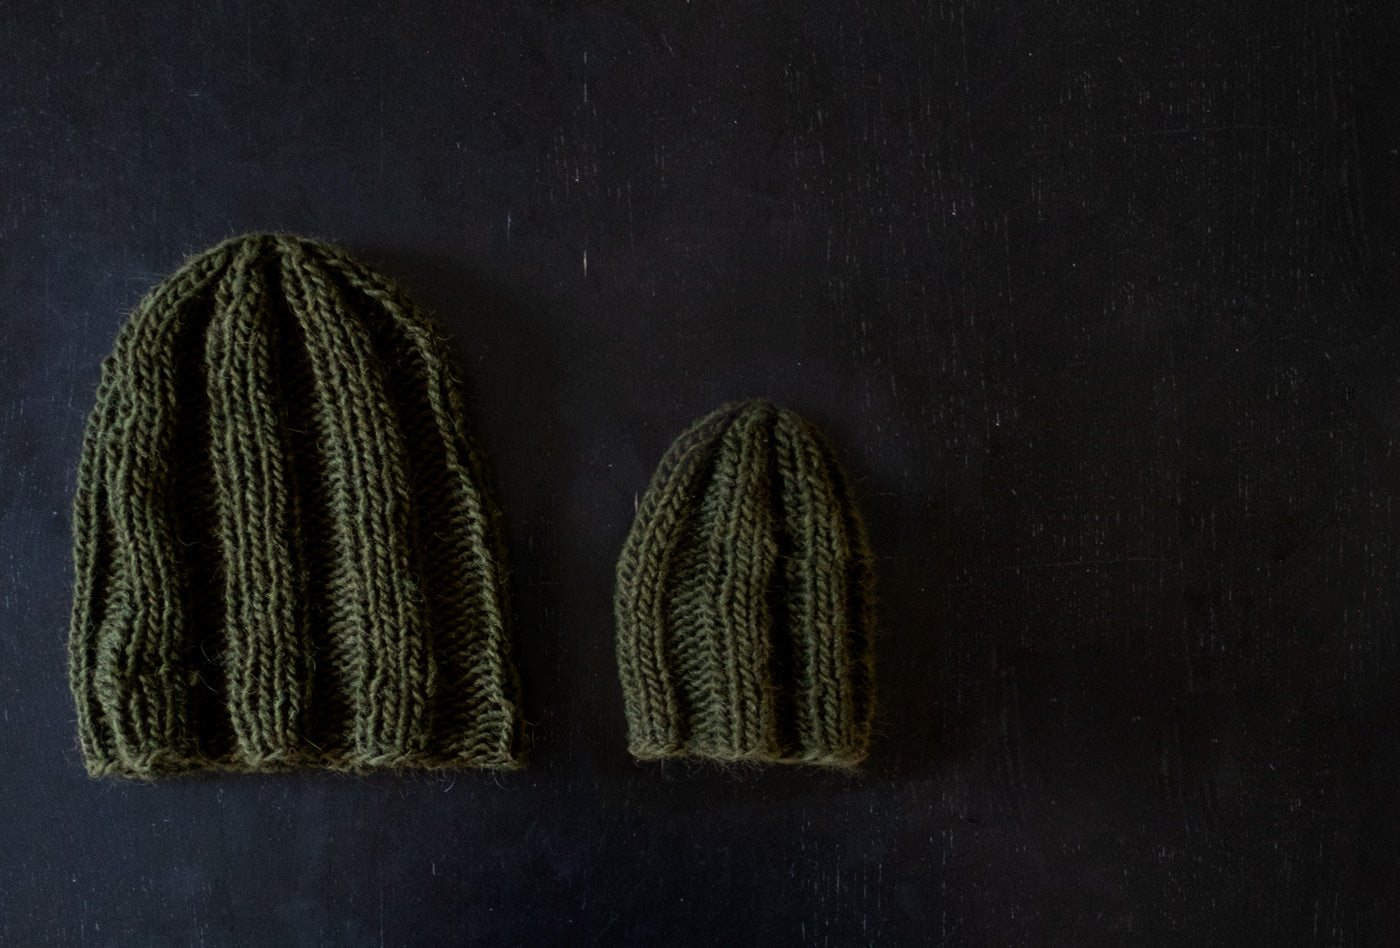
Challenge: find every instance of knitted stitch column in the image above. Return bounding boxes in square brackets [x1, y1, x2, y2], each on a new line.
[614, 400, 877, 767]
[69, 233, 522, 777]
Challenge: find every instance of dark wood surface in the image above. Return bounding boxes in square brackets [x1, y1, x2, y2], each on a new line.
[3, 2, 1396, 944]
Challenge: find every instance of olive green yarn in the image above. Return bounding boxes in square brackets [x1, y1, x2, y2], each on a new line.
[69, 233, 522, 778]
[614, 400, 877, 768]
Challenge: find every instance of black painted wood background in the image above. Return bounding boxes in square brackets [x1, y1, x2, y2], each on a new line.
[3, 1, 1397, 944]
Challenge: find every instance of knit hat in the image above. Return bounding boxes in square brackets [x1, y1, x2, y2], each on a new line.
[69, 233, 521, 777]
[614, 400, 876, 767]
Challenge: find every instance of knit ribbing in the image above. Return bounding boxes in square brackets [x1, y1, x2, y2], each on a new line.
[614, 400, 876, 767]
[69, 233, 522, 777]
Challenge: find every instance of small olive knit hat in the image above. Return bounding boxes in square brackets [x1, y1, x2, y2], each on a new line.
[614, 400, 876, 767]
[70, 233, 521, 777]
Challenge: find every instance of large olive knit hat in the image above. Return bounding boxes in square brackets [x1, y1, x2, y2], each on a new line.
[614, 400, 876, 767]
[70, 233, 521, 778]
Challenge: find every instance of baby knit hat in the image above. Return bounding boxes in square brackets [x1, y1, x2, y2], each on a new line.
[69, 233, 521, 778]
[614, 400, 876, 767]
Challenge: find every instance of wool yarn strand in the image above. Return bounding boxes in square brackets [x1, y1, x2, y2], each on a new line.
[88, 249, 230, 771]
[317, 249, 519, 758]
[614, 407, 735, 755]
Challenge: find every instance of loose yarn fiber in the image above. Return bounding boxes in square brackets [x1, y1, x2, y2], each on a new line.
[70, 233, 521, 777]
[615, 400, 876, 767]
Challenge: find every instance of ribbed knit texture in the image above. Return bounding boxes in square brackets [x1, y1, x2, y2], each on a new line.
[69, 233, 522, 778]
[614, 400, 876, 767]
